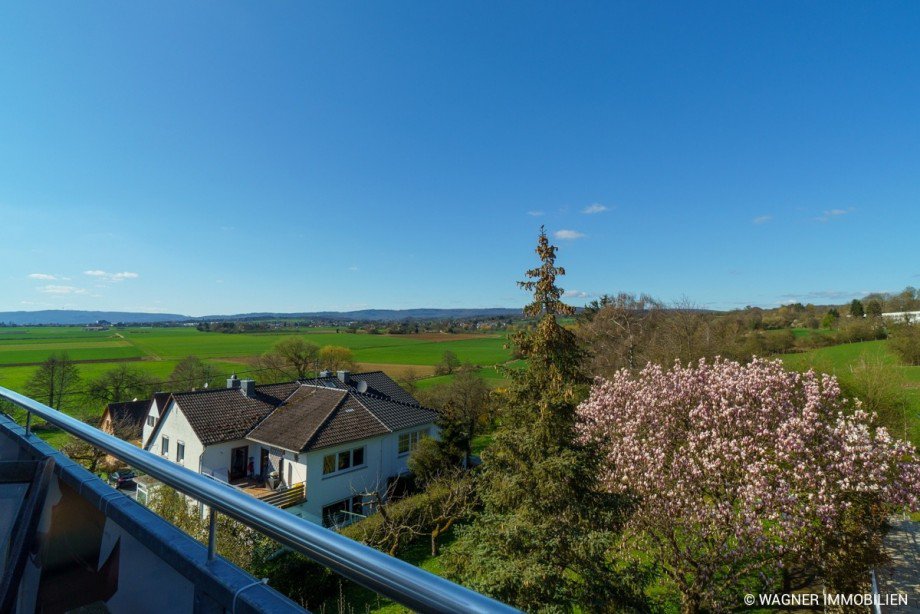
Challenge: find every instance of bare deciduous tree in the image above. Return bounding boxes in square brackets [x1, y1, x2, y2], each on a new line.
[423, 470, 475, 556]
[318, 345, 357, 373]
[167, 355, 219, 391]
[25, 352, 81, 411]
[63, 412, 138, 473]
[85, 363, 155, 405]
[257, 338, 321, 382]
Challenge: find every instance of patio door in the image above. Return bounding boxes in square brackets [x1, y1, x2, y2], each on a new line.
[230, 445, 248, 481]
[260, 447, 269, 480]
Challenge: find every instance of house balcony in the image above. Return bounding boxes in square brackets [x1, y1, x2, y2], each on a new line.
[230, 477, 307, 509]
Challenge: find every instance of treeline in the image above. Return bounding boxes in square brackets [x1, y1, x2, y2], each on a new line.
[574, 293, 900, 380]
[196, 316, 514, 335]
[17, 340, 364, 418]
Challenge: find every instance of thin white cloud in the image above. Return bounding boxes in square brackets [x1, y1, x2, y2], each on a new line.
[527, 210, 544, 217]
[815, 207, 855, 223]
[84, 270, 139, 282]
[28, 273, 57, 280]
[563, 290, 595, 299]
[582, 203, 607, 214]
[753, 215, 772, 225]
[348, 266, 359, 272]
[554, 229, 585, 240]
[38, 285, 88, 295]
[778, 290, 858, 302]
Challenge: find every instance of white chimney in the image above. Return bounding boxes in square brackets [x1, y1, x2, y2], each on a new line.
[240, 379, 255, 397]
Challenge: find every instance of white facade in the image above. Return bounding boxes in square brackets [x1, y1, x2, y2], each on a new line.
[290, 424, 432, 522]
[882, 311, 920, 324]
[145, 399, 204, 472]
[141, 396, 168, 449]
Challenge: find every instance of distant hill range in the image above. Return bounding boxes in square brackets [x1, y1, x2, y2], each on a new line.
[0, 308, 524, 326]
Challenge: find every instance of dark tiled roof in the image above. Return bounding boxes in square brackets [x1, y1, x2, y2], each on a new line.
[300, 371, 421, 406]
[352, 394, 438, 433]
[173, 382, 300, 446]
[152, 392, 171, 410]
[245, 382, 436, 452]
[247, 387, 348, 452]
[307, 394, 391, 451]
[104, 400, 150, 439]
[168, 372, 435, 451]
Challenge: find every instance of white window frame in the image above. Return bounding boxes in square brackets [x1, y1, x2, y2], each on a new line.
[161, 435, 169, 457]
[176, 440, 185, 464]
[398, 428, 428, 456]
[321, 446, 367, 477]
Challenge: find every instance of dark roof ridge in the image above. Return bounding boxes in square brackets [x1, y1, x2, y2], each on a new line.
[352, 389, 438, 413]
[349, 393, 396, 435]
[243, 383, 319, 438]
[172, 380, 300, 397]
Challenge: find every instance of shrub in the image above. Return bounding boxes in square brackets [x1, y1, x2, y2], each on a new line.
[889, 323, 920, 365]
[407, 437, 453, 485]
[340, 479, 467, 556]
[836, 318, 887, 344]
[839, 356, 911, 441]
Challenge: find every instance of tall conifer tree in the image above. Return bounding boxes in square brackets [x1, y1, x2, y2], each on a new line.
[444, 227, 637, 612]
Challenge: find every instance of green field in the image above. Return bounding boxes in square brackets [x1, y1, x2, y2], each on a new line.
[0, 326, 515, 449]
[780, 339, 920, 446]
[0, 326, 513, 422]
[0, 327, 511, 366]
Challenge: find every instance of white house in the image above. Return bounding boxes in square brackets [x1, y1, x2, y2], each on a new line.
[882, 311, 920, 324]
[143, 371, 439, 526]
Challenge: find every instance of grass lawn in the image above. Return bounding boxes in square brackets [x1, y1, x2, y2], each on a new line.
[780, 339, 920, 446]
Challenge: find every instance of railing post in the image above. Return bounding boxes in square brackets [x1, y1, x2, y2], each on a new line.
[25, 411, 31, 436]
[208, 507, 217, 561]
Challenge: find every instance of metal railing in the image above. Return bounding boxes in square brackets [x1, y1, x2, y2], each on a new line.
[0, 386, 519, 614]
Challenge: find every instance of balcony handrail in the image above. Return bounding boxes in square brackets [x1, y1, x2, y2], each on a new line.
[0, 386, 518, 614]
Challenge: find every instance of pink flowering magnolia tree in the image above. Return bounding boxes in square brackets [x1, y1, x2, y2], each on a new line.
[576, 357, 920, 613]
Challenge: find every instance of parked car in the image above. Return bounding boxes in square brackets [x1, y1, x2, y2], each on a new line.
[109, 470, 137, 489]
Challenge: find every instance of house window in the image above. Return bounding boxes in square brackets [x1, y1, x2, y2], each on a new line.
[322, 496, 364, 528]
[161, 436, 169, 456]
[323, 454, 336, 475]
[322, 499, 349, 527]
[146, 415, 155, 427]
[398, 429, 428, 455]
[322, 446, 366, 477]
[176, 441, 185, 464]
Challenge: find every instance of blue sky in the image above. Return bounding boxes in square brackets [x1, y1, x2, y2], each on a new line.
[2, 2, 919, 316]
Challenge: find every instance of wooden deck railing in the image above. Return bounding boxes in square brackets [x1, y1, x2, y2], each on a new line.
[257, 481, 306, 509]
